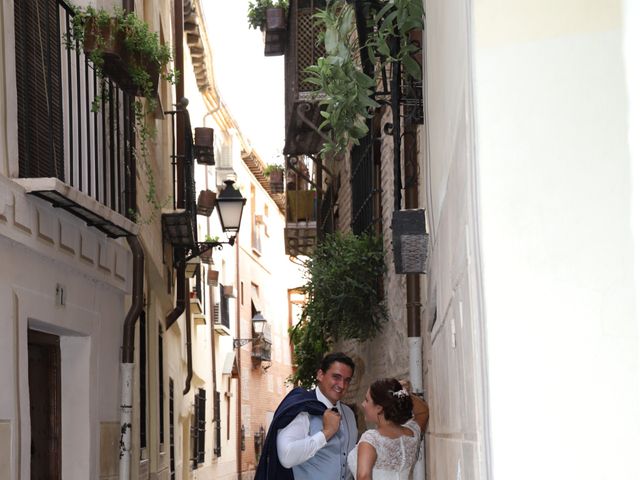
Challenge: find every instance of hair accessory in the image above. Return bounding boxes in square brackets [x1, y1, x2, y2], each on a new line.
[391, 389, 409, 399]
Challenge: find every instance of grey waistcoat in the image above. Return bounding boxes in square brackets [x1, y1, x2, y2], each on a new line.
[292, 405, 356, 480]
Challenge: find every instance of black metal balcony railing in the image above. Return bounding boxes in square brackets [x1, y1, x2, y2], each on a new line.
[161, 104, 198, 251]
[61, 2, 135, 217]
[15, 0, 135, 222]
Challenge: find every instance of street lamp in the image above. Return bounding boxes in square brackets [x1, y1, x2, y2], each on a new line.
[177, 179, 246, 267]
[233, 312, 268, 348]
[216, 179, 247, 236]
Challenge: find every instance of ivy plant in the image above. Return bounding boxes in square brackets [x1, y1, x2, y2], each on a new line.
[288, 232, 388, 387]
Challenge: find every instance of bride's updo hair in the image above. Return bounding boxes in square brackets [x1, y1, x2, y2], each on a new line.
[369, 378, 413, 425]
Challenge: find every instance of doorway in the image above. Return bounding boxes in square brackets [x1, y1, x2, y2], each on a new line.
[28, 329, 61, 479]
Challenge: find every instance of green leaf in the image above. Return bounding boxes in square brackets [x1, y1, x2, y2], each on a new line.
[402, 55, 421, 80]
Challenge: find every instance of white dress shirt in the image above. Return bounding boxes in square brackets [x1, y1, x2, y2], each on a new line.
[276, 387, 340, 468]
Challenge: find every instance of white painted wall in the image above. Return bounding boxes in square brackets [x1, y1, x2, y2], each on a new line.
[471, 0, 640, 478]
[0, 229, 128, 479]
[423, 1, 490, 478]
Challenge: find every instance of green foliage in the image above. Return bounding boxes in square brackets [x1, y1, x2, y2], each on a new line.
[367, 0, 424, 81]
[264, 163, 284, 176]
[288, 316, 329, 389]
[66, 5, 177, 222]
[288, 232, 388, 388]
[306, 2, 378, 159]
[306, 0, 424, 158]
[247, 0, 289, 30]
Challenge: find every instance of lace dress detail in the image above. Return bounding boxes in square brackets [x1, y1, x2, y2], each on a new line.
[347, 420, 421, 480]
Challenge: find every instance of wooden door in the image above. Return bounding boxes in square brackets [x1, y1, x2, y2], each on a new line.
[28, 330, 61, 480]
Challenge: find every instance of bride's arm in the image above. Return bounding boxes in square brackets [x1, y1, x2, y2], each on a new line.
[356, 442, 377, 480]
[411, 394, 429, 433]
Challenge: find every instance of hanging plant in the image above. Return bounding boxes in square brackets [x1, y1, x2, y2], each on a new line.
[65, 5, 178, 221]
[306, 0, 424, 159]
[288, 232, 388, 387]
[366, 0, 424, 80]
[247, 0, 289, 31]
[305, 1, 378, 159]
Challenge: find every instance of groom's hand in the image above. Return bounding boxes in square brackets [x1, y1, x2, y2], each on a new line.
[321, 409, 341, 441]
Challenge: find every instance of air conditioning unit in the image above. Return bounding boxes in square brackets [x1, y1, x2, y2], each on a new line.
[216, 135, 238, 189]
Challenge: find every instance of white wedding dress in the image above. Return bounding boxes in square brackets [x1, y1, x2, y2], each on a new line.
[347, 420, 421, 480]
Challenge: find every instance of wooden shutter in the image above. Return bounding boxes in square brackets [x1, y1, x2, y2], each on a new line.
[14, 0, 64, 179]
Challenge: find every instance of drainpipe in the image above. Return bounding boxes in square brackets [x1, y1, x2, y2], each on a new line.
[235, 233, 242, 480]
[183, 279, 193, 395]
[404, 123, 424, 480]
[119, 235, 144, 480]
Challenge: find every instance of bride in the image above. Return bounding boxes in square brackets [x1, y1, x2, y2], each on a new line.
[347, 378, 429, 480]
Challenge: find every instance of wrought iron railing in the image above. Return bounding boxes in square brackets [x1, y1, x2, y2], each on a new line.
[15, 0, 136, 218]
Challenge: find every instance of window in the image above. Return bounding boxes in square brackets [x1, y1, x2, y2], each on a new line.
[14, 0, 135, 216]
[158, 332, 165, 446]
[213, 391, 222, 457]
[14, 0, 64, 179]
[192, 388, 206, 468]
[169, 379, 175, 479]
[350, 113, 382, 235]
[139, 311, 147, 451]
[218, 284, 230, 328]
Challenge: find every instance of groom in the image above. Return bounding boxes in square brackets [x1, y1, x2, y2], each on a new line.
[255, 352, 357, 480]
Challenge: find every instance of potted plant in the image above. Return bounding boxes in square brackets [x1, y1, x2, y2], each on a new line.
[247, 0, 288, 31]
[247, 0, 288, 56]
[200, 249, 213, 264]
[207, 269, 219, 287]
[197, 189, 216, 217]
[305, 0, 424, 158]
[264, 163, 284, 193]
[68, 6, 176, 100]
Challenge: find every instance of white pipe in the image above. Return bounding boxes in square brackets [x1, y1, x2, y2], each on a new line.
[409, 336, 425, 480]
[119, 363, 134, 480]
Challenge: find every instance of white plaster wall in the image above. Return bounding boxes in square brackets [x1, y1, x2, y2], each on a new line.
[473, 0, 640, 478]
[423, 0, 490, 477]
[0, 233, 126, 479]
[625, 0, 640, 432]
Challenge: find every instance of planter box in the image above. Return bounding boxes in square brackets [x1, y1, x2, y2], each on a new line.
[264, 8, 287, 57]
[268, 169, 284, 193]
[194, 127, 215, 165]
[83, 18, 160, 97]
[286, 190, 316, 222]
[200, 249, 213, 265]
[264, 29, 286, 56]
[207, 269, 219, 286]
[265, 8, 287, 31]
[391, 209, 428, 274]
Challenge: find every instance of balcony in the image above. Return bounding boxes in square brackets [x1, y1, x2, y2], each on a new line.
[283, 0, 328, 156]
[13, 0, 138, 238]
[284, 157, 318, 256]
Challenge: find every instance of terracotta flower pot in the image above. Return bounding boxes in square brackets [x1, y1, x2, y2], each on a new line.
[200, 249, 213, 265]
[207, 269, 219, 286]
[265, 7, 286, 32]
[268, 169, 284, 193]
[194, 128, 215, 165]
[83, 17, 160, 97]
[197, 189, 216, 217]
